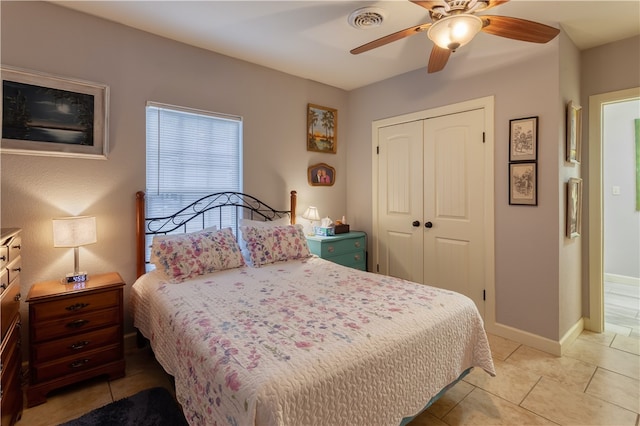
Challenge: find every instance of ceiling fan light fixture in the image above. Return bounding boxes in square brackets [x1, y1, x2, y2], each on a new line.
[427, 14, 483, 51]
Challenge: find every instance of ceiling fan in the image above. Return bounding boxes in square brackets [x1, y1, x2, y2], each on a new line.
[350, 0, 560, 73]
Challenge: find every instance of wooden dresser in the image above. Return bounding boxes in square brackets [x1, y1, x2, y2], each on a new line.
[26, 272, 125, 407]
[0, 228, 23, 426]
[306, 231, 366, 271]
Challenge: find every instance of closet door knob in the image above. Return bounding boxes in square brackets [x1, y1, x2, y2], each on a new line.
[424, 221, 433, 228]
[412, 220, 420, 227]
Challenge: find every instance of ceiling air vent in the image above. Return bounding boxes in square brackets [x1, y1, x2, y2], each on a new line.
[348, 7, 387, 30]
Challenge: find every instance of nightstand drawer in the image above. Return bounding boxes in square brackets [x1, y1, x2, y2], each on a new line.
[31, 345, 122, 383]
[31, 289, 119, 322]
[328, 251, 366, 270]
[31, 325, 120, 363]
[32, 307, 120, 343]
[315, 237, 364, 258]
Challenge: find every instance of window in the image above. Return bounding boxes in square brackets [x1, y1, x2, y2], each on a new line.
[145, 102, 243, 254]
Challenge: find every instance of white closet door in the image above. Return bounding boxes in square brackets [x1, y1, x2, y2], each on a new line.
[423, 108, 486, 315]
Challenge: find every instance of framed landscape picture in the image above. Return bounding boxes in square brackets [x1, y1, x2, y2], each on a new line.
[307, 103, 337, 153]
[1, 66, 109, 159]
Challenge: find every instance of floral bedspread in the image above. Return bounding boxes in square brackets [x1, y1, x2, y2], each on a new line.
[131, 256, 495, 426]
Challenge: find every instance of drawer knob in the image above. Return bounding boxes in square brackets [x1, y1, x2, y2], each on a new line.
[327, 246, 335, 253]
[354, 254, 361, 261]
[1, 284, 6, 290]
[354, 241, 361, 248]
[69, 359, 90, 369]
[0, 255, 5, 261]
[69, 340, 90, 350]
[66, 302, 90, 311]
[66, 319, 89, 329]
[12, 267, 21, 272]
[14, 293, 21, 302]
[11, 244, 21, 250]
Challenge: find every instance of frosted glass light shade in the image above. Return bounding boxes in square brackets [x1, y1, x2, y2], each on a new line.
[302, 206, 320, 221]
[53, 216, 97, 248]
[427, 14, 483, 51]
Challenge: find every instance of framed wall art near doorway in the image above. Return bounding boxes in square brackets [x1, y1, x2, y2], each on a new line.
[509, 116, 538, 162]
[509, 162, 537, 206]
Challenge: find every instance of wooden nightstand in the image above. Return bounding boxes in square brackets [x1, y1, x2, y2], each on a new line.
[26, 272, 126, 407]
[306, 231, 366, 271]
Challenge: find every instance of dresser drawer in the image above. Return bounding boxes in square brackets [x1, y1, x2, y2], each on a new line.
[6, 257, 21, 285]
[0, 246, 7, 270]
[1, 319, 21, 381]
[316, 236, 365, 258]
[31, 345, 122, 383]
[31, 289, 119, 322]
[32, 307, 120, 343]
[31, 325, 120, 363]
[1, 278, 20, 341]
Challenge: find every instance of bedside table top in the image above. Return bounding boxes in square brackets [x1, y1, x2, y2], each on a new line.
[26, 272, 125, 303]
[305, 231, 365, 242]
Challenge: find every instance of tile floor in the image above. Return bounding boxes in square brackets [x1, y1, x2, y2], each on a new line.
[16, 326, 639, 426]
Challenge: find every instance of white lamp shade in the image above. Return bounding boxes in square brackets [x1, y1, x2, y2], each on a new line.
[427, 14, 483, 51]
[53, 216, 97, 248]
[302, 206, 320, 221]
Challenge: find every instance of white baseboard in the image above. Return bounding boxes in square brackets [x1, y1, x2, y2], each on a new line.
[605, 273, 640, 287]
[486, 318, 583, 357]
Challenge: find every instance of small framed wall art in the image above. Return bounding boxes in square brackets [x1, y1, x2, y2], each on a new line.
[1, 66, 109, 159]
[307, 103, 337, 154]
[509, 162, 537, 206]
[566, 100, 582, 164]
[509, 116, 538, 162]
[566, 177, 583, 238]
[308, 163, 335, 186]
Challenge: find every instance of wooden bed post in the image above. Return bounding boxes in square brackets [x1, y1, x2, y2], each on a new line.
[136, 191, 146, 278]
[290, 190, 297, 224]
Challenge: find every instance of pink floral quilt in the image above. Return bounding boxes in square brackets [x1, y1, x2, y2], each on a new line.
[131, 256, 495, 426]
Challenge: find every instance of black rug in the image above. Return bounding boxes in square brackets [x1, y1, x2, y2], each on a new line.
[60, 387, 188, 426]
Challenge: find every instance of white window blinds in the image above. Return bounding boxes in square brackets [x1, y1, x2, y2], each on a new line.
[145, 102, 243, 234]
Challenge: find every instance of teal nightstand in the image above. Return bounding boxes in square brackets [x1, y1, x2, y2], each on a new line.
[306, 231, 366, 271]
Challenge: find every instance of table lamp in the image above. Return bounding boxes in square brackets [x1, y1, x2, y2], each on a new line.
[53, 216, 97, 283]
[302, 206, 320, 236]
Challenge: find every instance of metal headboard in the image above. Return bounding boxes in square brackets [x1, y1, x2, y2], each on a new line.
[136, 190, 297, 277]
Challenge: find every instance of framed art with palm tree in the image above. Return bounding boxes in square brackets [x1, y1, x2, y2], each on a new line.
[307, 103, 337, 153]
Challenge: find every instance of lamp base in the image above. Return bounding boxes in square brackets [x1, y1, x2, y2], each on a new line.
[64, 272, 88, 284]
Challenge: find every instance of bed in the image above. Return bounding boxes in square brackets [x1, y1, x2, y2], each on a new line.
[131, 190, 495, 426]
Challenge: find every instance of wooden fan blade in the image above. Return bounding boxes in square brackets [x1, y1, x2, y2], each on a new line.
[411, 0, 509, 12]
[482, 0, 510, 11]
[481, 15, 560, 43]
[410, 1, 446, 11]
[350, 23, 431, 55]
[428, 45, 451, 73]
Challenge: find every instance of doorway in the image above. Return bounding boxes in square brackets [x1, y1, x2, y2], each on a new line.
[587, 87, 640, 333]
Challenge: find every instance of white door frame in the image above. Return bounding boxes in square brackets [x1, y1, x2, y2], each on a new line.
[372, 96, 495, 328]
[586, 87, 640, 332]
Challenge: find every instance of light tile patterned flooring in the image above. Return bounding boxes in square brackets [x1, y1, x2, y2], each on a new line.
[16, 283, 640, 425]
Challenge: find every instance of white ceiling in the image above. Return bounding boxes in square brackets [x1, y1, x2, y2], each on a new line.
[51, 0, 640, 91]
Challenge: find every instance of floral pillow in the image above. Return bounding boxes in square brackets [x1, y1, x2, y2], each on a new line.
[149, 226, 217, 265]
[239, 224, 311, 267]
[151, 227, 244, 283]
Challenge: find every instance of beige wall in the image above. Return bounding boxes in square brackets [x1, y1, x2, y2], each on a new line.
[580, 35, 640, 317]
[2, 1, 638, 356]
[347, 41, 569, 340]
[1, 1, 348, 353]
